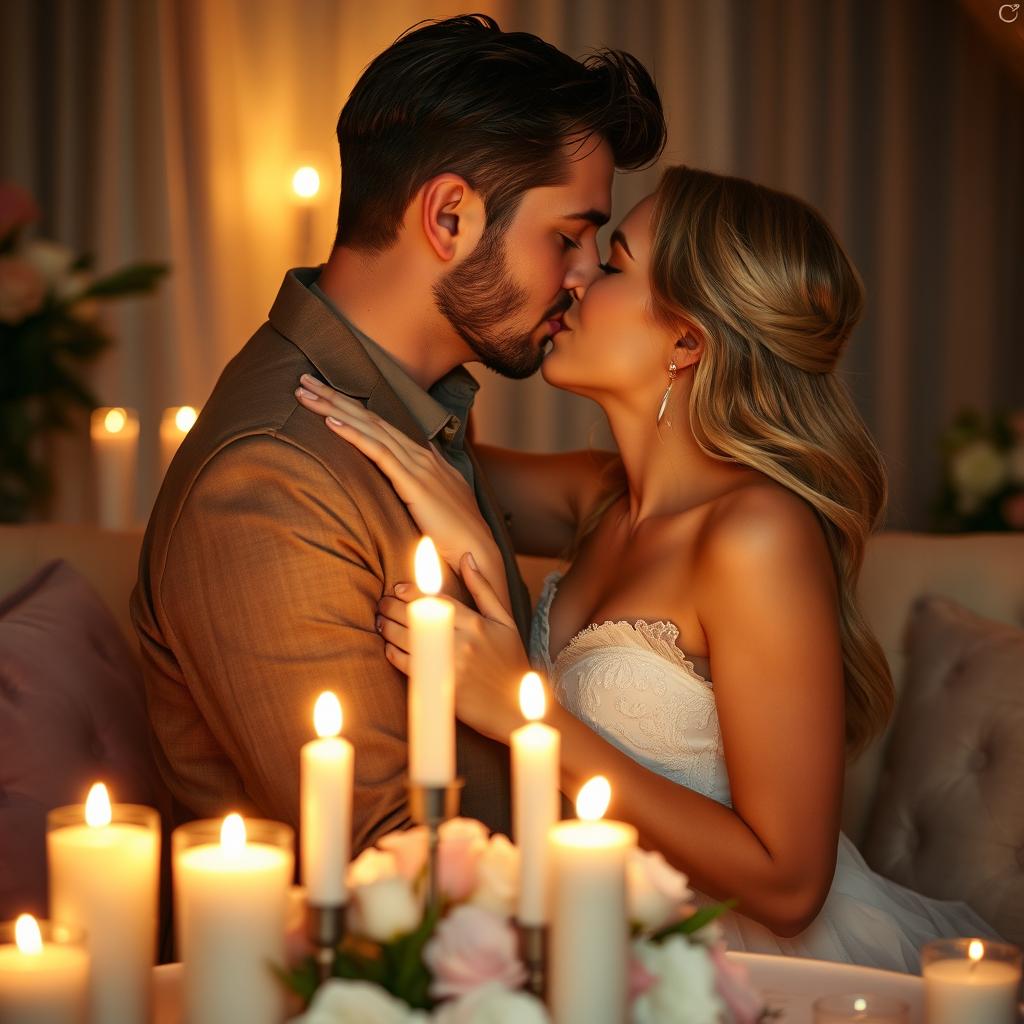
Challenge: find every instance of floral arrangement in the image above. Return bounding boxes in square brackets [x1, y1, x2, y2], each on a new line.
[932, 409, 1024, 533]
[0, 181, 167, 520]
[280, 818, 765, 1024]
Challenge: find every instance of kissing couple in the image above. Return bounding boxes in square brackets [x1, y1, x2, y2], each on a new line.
[133, 14, 997, 971]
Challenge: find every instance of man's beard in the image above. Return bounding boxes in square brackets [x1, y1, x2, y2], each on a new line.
[433, 224, 563, 380]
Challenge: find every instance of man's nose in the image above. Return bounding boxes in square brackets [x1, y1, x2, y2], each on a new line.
[564, 250, 603, 298]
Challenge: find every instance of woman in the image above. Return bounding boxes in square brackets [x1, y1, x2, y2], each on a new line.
[295, 166, 997, 971]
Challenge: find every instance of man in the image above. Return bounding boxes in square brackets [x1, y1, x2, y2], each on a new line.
[132, 14, 665, 852]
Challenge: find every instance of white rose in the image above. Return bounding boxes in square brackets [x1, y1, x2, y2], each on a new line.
[1008, 442, 1024, 487]
[349, 847, 401, 887]
[467, 834, 520, 918]
[349, 875, 422, 943]
[22, 239, 75, 290]
[950, 441, 1007, 499]
[291, 978, 428, 1024]
[432, 981, 549, 1024]
[631, 936, 724, 1024]
[627, 849, 692, 933]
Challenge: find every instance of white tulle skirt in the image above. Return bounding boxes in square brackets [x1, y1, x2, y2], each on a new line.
[706, 833, 1000, 974]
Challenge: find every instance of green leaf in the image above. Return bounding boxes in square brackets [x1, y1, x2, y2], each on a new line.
[80, 262, 169, 298]
[271, 956, 320, 1006]
[651, 899, 738, 943]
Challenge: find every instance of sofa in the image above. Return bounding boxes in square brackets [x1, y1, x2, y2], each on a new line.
[2, 524, 1022, 944]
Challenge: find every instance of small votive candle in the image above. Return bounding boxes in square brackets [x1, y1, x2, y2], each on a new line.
[89, 407, 139, 529]
[0, 916, 88, 1024]
[159, 405, 198, 478]
[922, 938, 1022, 1024]
[813, 992, 909, 1022]
[174, 815, 294, 1024]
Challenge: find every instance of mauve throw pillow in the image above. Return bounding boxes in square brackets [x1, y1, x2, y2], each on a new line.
[0, 560, 168, 920]
[862, 594, 1024, 946]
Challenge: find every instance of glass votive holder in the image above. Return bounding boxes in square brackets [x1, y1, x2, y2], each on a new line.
[173, 816, 294, 1024]
[0, 917, 89, 1023]
[922, 938, 1022, 1024]
[47, 797, 159, 1024]
[813, 992, 909, 1022]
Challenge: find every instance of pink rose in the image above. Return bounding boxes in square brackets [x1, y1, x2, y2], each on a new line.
[0, 182, 40, 240]
[628, 949, 658, 1002]
[422, 904, 526, 999]
[709, 941, 764, 1024]
[378, 818, 488, 903]
[0, 257, 45, 324]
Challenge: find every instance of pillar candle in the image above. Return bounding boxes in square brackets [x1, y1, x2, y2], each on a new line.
[173, 814, 294, 1024]
[47, 784, 159, 1024]
[922, 938, 1021, 1024]
[511, 672, 560, 926]
[89, 407, 139, 529]
[301, 691, 354, 906]
[158, 405, 197, 479]
[408, 537, 455, 786]
[0, 916, 88, 1024]
[549, 776, 636, 1024]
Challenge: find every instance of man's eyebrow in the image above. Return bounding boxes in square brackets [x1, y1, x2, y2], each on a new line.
[610, 229, 634, 260]
[563, 208, 610, 228]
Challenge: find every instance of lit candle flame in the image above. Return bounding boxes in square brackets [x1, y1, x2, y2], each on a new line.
[221, 813, 246, 855]
[519, 672, 546, 721]
[414, 537, 442, 595]
[103, 408, 127, 434]
[85, 782, 112, 827]
[853, 998, 867, 1012]
[15, 914, 43, 956]
[968, 940, 985, 962]
[292, 166, 320, 199]
[314, 691, 343, 738]
[576, 776, 611, 821]
[174, 405, 198, 433]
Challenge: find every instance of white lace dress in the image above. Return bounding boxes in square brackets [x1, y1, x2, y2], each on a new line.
[529, 571, 999, 973]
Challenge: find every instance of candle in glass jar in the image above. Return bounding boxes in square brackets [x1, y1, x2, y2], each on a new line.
[922, 938, 1021, 1024]
[174, 814, 294, 1024]
[89, 407, 139, 529]
[549, 776, 636, 1024]
[47, 783, 159, 1024]
[512, 672, 560, 926]
[159, 405, 198, 478]
[301, 691, 354, 906]
[408, 537, 455, 785]
[0, 916, 88, 1024]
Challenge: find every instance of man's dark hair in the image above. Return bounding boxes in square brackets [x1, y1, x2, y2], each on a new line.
[335, 14, 666, 252]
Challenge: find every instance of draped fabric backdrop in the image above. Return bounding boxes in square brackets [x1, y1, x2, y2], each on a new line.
[2, 0, 1022, 528]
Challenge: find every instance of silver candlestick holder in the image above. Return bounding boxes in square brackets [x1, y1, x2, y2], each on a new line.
[306, 902, 346, 984]
[407, 778, 464, 913]
[517, 922, 548, 999]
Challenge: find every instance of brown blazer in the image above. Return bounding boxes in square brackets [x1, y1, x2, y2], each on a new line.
[131, 268, 532, 851]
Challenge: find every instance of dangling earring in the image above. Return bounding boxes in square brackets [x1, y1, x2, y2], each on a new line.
[656, 360, 678, 427]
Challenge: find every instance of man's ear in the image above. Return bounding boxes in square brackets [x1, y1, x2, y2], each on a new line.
[419, 175, 485, 263]
[674, 325, 705, 371]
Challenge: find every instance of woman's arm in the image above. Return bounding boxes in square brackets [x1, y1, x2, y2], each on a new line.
[473, 443, 623, 557]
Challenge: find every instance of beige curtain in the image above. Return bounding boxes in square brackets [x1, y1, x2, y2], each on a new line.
[2, 0, 1021, 528]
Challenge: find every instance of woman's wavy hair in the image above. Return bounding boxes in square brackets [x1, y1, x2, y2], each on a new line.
[646, 166, 893, 756]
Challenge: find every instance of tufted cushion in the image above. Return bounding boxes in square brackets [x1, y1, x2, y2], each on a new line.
[861, 594, 1024, 945]
[0, 560, 169, 921]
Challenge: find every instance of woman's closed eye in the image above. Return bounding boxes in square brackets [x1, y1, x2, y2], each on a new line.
[599, 261, 622, 275]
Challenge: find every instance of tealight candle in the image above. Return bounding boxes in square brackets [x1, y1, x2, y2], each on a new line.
[47, 783, 159, 1024]
[511, 672, 560, 926]
[408, 538, 455, 786]
[549, 776, 637, 1024]
[922, 938, 1021, 1024]
[89, 407, 139, 529]
[812, 992, 909, 1022]
[159, 405, 198, 478]
[0, 916, 88, 1024]
[173, 814, 294, 1024]
[301, 691, 354, 906]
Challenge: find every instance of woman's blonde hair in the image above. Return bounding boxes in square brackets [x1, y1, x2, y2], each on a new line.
[592, 166, 892, 756]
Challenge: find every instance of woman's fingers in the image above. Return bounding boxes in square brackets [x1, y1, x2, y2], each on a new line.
[375, 612, 410, 653]
[384, 642, 410, 676]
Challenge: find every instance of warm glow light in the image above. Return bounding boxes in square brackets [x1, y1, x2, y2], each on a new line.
[576, 776, 611, 821]
[519, 672, 546, 721]
[968, 939, 985, 962]
[414, 537, 442, 595]
[85, 782, 112, 827]
[15, 914, 43, 956]
[174, 405, 198, 433]
[221, 813, 246, 855]
[103, 407, 127, 434]
[853, 998, 867, 1012]
[314, 691, 343, 738]
[292, 166, 320, 199]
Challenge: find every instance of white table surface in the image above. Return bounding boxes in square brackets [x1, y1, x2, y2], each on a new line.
[153, 951, 925, 1023]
